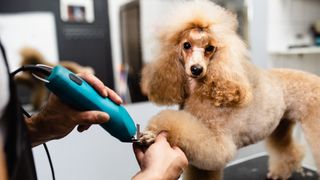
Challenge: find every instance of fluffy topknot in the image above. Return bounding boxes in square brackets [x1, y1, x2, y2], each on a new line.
[158, 0, 238, 45]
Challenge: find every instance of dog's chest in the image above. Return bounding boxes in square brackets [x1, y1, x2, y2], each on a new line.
[187, 78, 198, 94]
[183, 96, 230, 128]
[183, 91, 284, 148]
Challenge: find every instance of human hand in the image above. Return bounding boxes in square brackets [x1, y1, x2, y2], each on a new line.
[132, 132, 188, 180]
[0, 145, 8, 180]
[26, 72, 122, 147]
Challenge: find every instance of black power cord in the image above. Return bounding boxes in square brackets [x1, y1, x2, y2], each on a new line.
[21, 107, 56, 180]
[10, 65, 52, 78]
[11, 65, 56, 180]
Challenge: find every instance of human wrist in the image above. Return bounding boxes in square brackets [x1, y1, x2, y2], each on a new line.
[132, 169, 162, 180]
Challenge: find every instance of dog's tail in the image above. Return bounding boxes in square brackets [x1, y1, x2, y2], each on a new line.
[19, 47, 54, 67]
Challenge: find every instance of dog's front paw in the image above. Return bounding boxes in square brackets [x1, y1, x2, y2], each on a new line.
[267, 165, 302, 180]
[267, 171, 285, 180]
[139, 131, 156, 146]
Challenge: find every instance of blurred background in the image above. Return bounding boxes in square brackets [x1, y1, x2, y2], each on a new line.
[1, 0, 319, 179]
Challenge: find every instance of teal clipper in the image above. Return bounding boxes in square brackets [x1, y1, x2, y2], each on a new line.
[44, 65, 136, 142]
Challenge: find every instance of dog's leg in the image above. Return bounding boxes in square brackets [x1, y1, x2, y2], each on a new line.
[300, 111, 320, 175]
[141, 109, 236, 174]
[265, 120, 304, 179]
[183, 165, 222, 180]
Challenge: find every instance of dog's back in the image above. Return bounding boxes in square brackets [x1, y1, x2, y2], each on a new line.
[270, 68, 320, 116]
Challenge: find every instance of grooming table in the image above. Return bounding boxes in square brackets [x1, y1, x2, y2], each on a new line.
[224, 155, 318, 180]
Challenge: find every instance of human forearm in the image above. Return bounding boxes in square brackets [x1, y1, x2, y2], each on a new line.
[132, 170, 162, 180]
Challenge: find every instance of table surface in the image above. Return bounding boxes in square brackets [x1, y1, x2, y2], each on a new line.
[224, 155, 318, 180]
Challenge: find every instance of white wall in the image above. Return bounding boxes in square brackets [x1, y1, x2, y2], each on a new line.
[0, 12, 59, 71]
[267, 0, 320, 75]
[267, 0, 320, 53]
[140, 0, 174, 63]
[248, 0, 270, 68]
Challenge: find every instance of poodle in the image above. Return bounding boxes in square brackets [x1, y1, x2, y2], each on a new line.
[139, 0, 320, 179]
[15, 47, 94, 110]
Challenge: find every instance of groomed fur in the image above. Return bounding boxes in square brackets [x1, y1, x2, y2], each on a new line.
[141, 49, 188, 105]
[140, 0, 320, 179]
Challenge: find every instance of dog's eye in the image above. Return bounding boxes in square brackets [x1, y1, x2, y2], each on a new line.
[205, 45, 216, 53]
[183, 42, 192, 50]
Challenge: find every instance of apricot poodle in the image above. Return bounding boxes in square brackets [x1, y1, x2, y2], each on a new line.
[140, 0, 320, 179]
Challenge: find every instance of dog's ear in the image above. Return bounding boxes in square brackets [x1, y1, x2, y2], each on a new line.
[197, 34, 252, 107]
[141, 48, 187, 105]
[226, 11, 238, 32]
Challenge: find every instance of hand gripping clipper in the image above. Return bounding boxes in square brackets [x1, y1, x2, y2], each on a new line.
[31, 64, 139, 142]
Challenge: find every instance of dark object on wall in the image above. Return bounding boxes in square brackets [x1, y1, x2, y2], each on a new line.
[0, 0, 114, 91]
[311, 20, 320, 46]
[224, 155, 319, 180]
[120, 0, 148, 103]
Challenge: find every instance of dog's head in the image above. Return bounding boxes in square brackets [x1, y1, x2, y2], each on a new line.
[141, 0, 252, 107]
[179, 28, 217, 79]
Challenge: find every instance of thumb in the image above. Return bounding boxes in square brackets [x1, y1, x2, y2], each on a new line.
[77, 124, 91, 132]
[155, 131, 169, 141]
[76, 111, 110, 125]
[133, 143, 144, 168]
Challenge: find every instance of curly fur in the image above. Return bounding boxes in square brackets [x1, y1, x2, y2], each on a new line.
[140, 1, 320, 179]
[141, 49, 188, 105]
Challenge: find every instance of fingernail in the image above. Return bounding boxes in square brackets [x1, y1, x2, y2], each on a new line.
[118, 97, 123, 104]
[103, 89, 108, 97]
[99, 113, 110, 122]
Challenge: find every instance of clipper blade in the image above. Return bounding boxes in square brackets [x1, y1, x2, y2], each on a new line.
[131, 124, 141, 142]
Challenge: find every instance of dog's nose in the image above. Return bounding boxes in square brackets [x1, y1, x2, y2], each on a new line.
[190, 65, 203, 76]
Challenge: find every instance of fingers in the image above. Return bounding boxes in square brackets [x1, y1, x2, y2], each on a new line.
[78, 72, 108, 97]
[155, 131, 168, 141]
[78, 72, 123, 104]
[156, 132, 188, 166]
[105, 86, 123, 104]
[173, 146, 188, 160]
[76, 111, 110, 125]
[172, 146, 184, 156]
[133, 143, 145, 168]
[172, 145, 188, 168]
